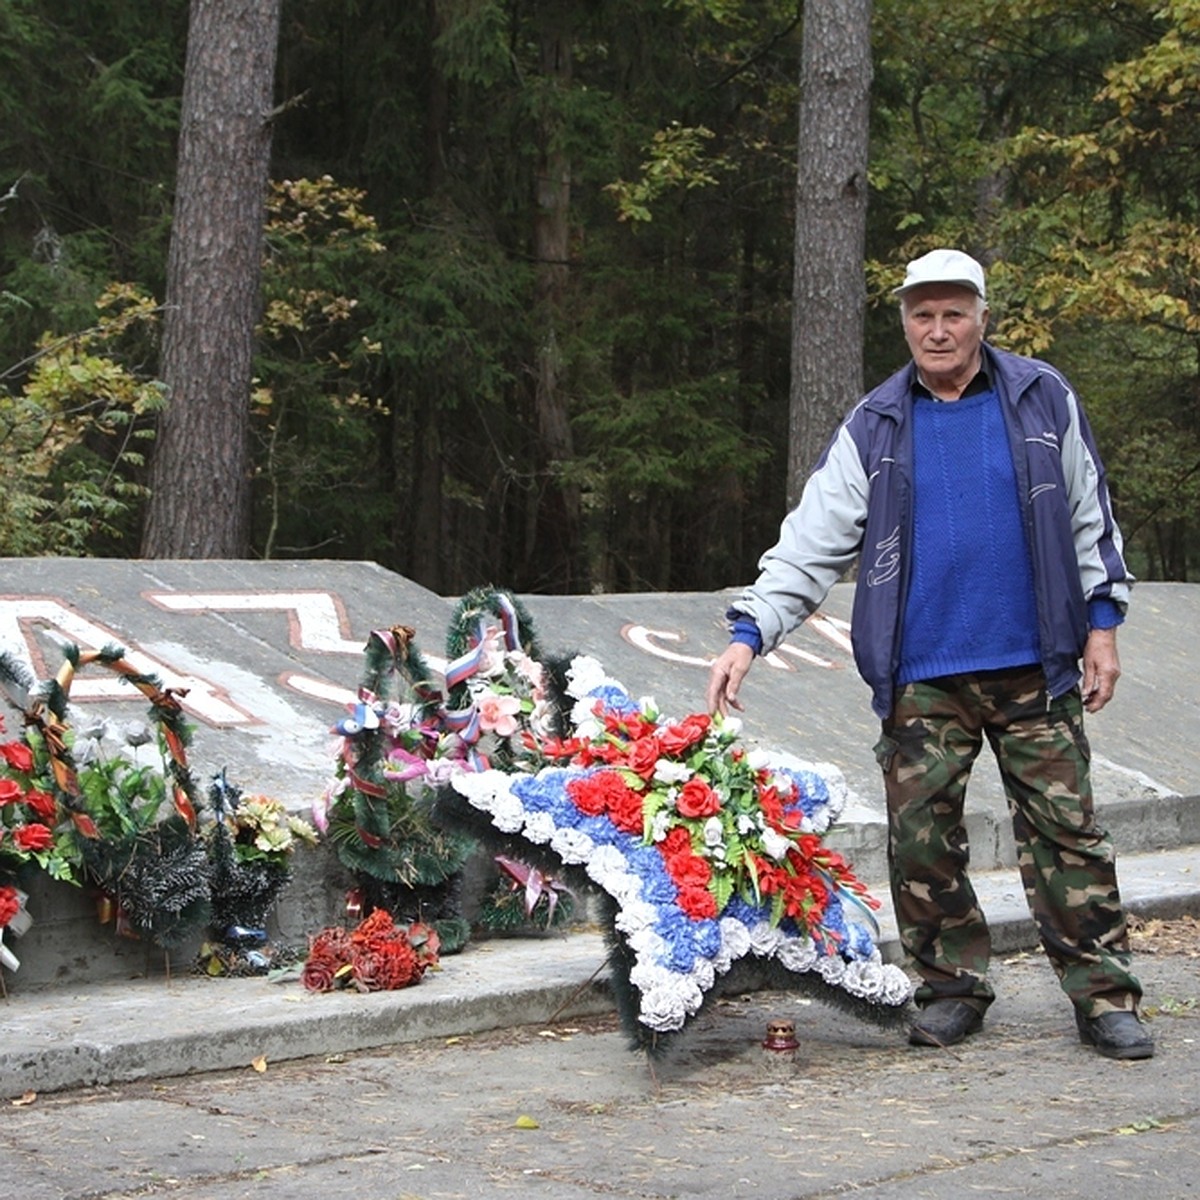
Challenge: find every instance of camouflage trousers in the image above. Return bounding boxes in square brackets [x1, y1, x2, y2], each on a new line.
[874, 666, 1141, 1017]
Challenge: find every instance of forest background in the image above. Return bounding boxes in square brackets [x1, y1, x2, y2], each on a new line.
[1, 0, 1197, 596]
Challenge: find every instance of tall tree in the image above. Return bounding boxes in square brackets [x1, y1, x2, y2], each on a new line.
[789, 0, 873, 505]
[529, 2, 581, 588]
[141, 0, 282, 557]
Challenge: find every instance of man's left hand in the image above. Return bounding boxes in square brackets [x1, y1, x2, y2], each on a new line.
[1081, 626, 1121, 713]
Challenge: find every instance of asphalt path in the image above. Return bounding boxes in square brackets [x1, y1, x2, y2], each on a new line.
[4, 922, 1197, 1200]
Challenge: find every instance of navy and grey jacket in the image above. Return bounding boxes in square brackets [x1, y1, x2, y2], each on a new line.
[730, 343, 1132, 718]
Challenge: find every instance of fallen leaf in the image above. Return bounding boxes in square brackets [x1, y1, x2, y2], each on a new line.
[250, 1056, 268, 1073]
[514, 1114, 540, 1129]
[11, 1091, 36, 1107]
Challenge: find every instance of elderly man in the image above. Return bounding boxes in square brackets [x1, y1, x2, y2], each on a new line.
[707, 248, 1153, 1060]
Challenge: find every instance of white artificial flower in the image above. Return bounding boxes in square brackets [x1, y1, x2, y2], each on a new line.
[879, 964, 916, 1006]
[569, 697, 604, 740]
[702, 817, 724, 849]
[840, 959, 886, 999]
[689, 957, 716, 994]
[815, 953, 847, 985]
[649, 809, 672, 842]
[549, 826, 595, 864]
[527, 699, 556, 738]
[564, 655, 608, 699]
[521, 811, 557, 845]
[776, 936, 819, 974]
[719, 917, 752, 961]
[628, 960, 676, 992]
[627, 927, 668, 960]
[638, 984, 689, 1032]
[748, 920, 783, 957]
[759, 826, 792, 861]
[613, 899, 659, 934]
[490, 791, 527, 833]
[652, 759, 692, 785]
[451, 770, 512, 814]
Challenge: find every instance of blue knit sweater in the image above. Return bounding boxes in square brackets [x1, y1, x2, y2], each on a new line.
[896, 387, 1042, 685]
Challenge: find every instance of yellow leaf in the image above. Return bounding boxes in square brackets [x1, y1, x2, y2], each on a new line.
[250, 1056, 268, 1073]
[513, 1114, 540, 1129]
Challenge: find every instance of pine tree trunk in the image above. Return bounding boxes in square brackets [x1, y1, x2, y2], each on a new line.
[529, 9, 581, 591]
[142, 0, 282, 557]
[788, 0, 873, 508]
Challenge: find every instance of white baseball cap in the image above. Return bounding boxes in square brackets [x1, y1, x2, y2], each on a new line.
[893, 248, 986, 300]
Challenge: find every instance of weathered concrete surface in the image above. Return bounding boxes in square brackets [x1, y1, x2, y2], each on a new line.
[2, 844, 1197, 1101]
[2, 915, 1198, 1200]
[1, 561, 1197, 990]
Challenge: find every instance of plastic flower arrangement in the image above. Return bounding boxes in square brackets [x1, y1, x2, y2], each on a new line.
[0, 645, 315, 970]
[220, 787, 318, 868]
[202, 771, 320, 967]
[313, 594, 559, 953]
[445, 651, 913, 1044]
[0, 716, 78, 887]
[301, 908, 440, 993]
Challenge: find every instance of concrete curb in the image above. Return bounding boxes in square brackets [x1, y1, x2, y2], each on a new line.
[2, 844, 1197, 1100]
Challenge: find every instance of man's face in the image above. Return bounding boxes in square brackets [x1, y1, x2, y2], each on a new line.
[901, 284, 988, 398]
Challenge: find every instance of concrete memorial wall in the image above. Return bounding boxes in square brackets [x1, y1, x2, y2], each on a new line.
[2, 558, 1196, 989]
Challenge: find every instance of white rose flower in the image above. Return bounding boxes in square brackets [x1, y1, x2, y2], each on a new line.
[702, 816, 724, 848]
[759, 826, 792, 861]
[653, 759, 692, 785]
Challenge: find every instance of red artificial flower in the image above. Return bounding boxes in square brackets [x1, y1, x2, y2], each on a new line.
[0, 739, 34, 773]
[0, 778, 23, 805]
[350, 907, 395, 948]
[676, 777, 720, 819]
[606, 781, 646, 835]
[0, 885, 19, 928]
[666, 850, 712, 890]
[624, 734, 662, 781]
[301, 947, 341, 993]
[12, 823, 54, 851]
[756, 783, 787, 827]
[658, 826, 693, 862]
[539, 735, 585, 760]
[657, 713, 711, 756]
[23, 789, 57, 821]
[677, 884, 718, 920]
[566, 773, 611, 817]
[405, 921, 441, 967]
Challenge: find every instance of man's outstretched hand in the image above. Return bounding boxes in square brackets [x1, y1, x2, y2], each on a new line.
[706, 642, 755, 716]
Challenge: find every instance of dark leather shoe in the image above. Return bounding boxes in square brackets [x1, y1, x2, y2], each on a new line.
[1075, 1009, 1155, 1060]
[909, 999, 984, 1047]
